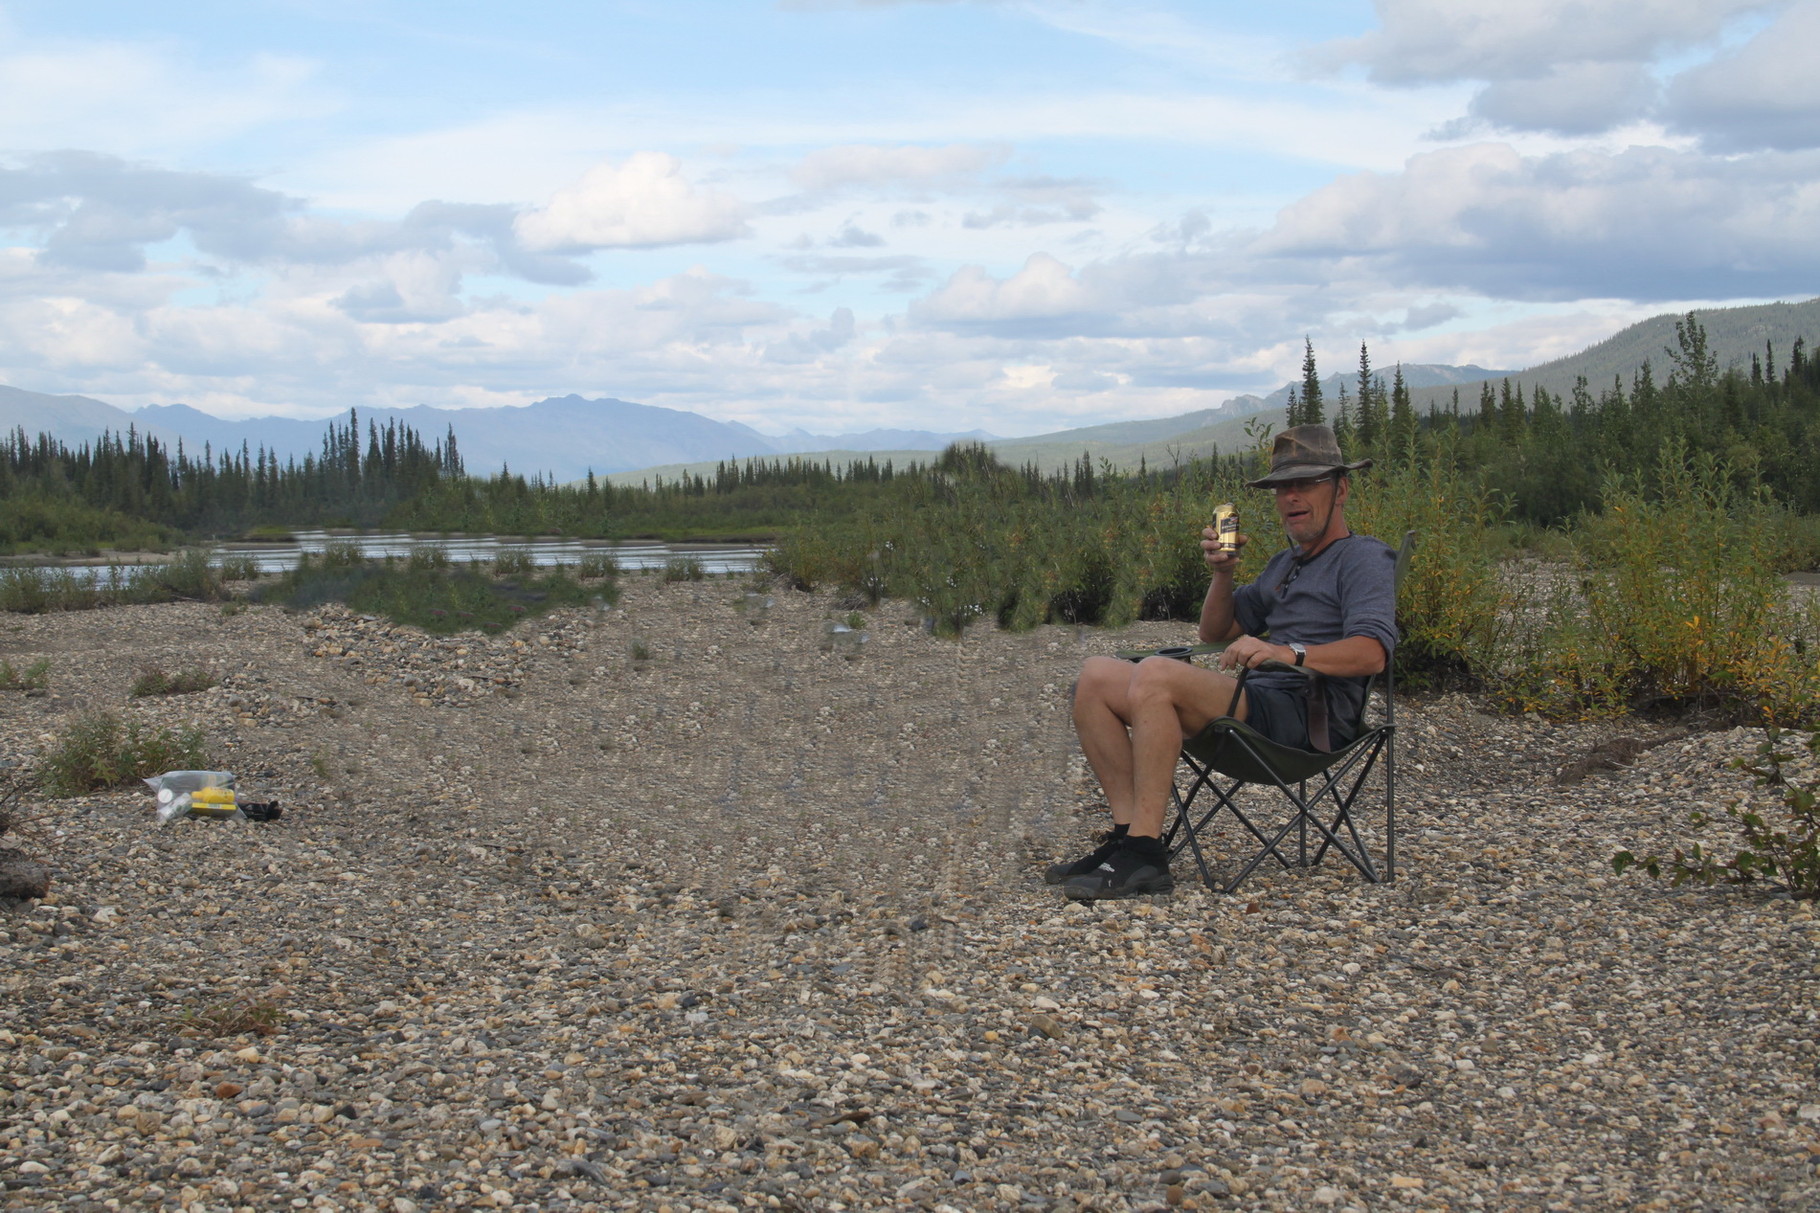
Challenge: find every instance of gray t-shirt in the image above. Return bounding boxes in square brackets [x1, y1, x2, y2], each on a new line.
[1231, 533, 1398, 745]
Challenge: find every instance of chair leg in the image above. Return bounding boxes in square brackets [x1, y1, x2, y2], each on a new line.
[1166, 727, 1401, 894]
[1297, 769, 1384, 882]
[1384, 731, 1397, 881]
[1167, 762, 1297, 894]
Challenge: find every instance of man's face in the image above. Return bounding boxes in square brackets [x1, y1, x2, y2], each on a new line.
[1273, 475, 1342, 546]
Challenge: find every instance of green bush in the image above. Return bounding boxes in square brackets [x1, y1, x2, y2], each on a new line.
[0, 493, 174, 556]
[315, 541, 368, 569]
[1779, 512, 1820, 573]
[493, 548, 536, 577]
[662, 556, 706, 583]
[0, 566, 98, 613]
[0, 550, 251, 613]
[576, 551, 619, 580]
[39, 711, 208, 797]
[213, 553, 262, 581]
[1349, 451, 1514, 692]
[768, 439, 1819, 717]
[1498, 443, 1820, 723]
[149, 548, 231, 601]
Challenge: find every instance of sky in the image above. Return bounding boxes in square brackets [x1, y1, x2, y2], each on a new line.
[0, 0, 1815, 438]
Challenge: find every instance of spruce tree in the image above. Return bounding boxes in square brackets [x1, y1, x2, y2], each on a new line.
[1299, 339, 1324, 426]
[1498, 379, 1527, 444]
[1332, 382, 1354, 451]
[1389, 365, 1416, 462]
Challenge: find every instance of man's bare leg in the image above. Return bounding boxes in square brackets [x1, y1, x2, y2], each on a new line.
[1071, 656, 1143, 827]
[1070, 655, 1246, 836]
[1058, 655, 1245, 899]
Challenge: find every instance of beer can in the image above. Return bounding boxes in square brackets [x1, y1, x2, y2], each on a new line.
[1213, 502, 1239, 553]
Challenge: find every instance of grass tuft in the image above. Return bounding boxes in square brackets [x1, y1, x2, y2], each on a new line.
[130, 664, 218, 698]
[260, 550, 614, 634]
[171, 992, 285, 1038]
[0, 658, 49, 692]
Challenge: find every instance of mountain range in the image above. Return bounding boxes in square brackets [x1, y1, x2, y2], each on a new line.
[612, 298, 1820, 482]
[0, 390, 997, 482]
[1, 297, 1814, 483]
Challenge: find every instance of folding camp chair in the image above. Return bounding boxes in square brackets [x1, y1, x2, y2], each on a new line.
[1129, 530, 1415, 895]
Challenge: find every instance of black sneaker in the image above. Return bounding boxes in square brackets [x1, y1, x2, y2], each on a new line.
[1043, 828, 1126, 885]
[1062, 836, 1174, 900]
[240, 802, 282, 823]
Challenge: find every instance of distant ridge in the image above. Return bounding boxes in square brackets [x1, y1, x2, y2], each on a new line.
[613, 298, 1820, 481]
[0, 391, 999, 482]
[5, 297, 1817, 482]
[1401, 298, 1820, 414]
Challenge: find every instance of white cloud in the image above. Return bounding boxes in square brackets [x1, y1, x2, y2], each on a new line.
[910, 253, 1099, 329]
[791, 142, 1010, 191]
[1465, 61, 1661, 135]
[513, 153, 749, 252]
[1323, 0, 1820, 149]
[332, 252, 470, 324]
[1, 4, 1814, 442]
[1256, 142, 1820, 301]
[1381, 303, 1672, 375]
[1324, 0, 1776, 85]
[831, 223, 886, 247]
[1664, 0, 1820, 150]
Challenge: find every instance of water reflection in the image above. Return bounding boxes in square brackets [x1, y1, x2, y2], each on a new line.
[213, 532, 766, 576]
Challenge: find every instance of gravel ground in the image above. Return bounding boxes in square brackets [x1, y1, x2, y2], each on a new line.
[1, 577, 1817, 1212]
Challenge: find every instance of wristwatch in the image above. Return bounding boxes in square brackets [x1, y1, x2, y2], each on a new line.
[1288, 642, 1307, 667]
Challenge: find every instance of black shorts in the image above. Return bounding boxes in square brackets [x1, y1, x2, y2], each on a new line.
[1241, 681, 1312, 749]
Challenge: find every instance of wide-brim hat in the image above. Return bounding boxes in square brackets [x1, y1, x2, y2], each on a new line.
[1245, 424, 1373, 488]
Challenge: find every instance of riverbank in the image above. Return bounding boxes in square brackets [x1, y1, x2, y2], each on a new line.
[1, 579, 1816, 1210]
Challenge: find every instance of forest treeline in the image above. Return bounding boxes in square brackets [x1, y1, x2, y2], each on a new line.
[1285, 316, 1820, 520]
[2, 313, 1818, 555]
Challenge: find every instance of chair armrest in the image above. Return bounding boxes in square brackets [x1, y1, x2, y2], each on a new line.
[1253, 658, 1315, 679]
[1117, 642, 1227, 663]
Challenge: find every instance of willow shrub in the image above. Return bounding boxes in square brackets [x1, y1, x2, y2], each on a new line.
[0, 550, 244, 614]
[39, 711, 209, 797]
[777, 456, 1261, 636]
[767, 441, 1818, 724]
[1348, 451, 1514, 691]
[1497, 443, 1820, 724]
[767, 449, 1515, 680]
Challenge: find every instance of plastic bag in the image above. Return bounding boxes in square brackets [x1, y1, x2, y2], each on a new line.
[144, 771, 281, 825]
[145, 770, 239, 825]
[143, 770, 235, 796]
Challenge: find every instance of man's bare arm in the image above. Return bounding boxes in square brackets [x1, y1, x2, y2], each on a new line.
[1197, 526, 1246, 644]
[1218, 634, 1386, 677]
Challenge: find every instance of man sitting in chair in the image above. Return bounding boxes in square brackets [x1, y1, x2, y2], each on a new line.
[1051, 424, 1398, 900]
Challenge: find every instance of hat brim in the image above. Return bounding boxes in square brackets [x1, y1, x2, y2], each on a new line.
[1245, 457, 1373, 489]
